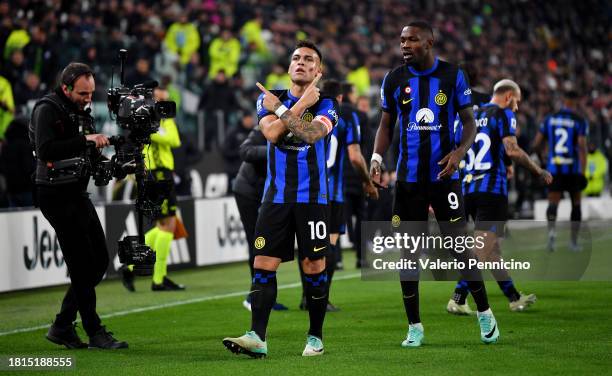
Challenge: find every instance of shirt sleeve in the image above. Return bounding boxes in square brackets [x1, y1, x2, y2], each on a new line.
[256, 92, 273, 122]
[500, 109, 517, 138]
[345, 110, 361, 145]
[453, 69, 472, 110]
[380, 71, 396, 114]
[313, 98, 339, 134]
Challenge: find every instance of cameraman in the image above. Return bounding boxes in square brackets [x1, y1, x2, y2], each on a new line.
[30, 62, 128, 349]
[120, 87, 185, 292]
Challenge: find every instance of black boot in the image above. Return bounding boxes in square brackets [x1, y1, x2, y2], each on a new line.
[152, 277, 186, 291]
[46, 322, 88, 349]
[119, 265, 135, 292]
[88, 326, 128, 349]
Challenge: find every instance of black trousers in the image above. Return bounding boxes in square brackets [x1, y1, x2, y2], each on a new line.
[37, 187, 109, 337]
[344, 191, 366, 264]
[234, 192, 261, 278]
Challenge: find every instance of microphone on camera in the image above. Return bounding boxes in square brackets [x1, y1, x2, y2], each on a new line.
[134, 80, 159, 89]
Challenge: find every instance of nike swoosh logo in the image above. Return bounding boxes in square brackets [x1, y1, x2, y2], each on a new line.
[450, 217, 462, 222]
[311, 295, 327, 300]
[313, 246, 326, 253]
[249, 290, 261, 294]
[485, 324, 497, 338]
[402, 98, 413, 105]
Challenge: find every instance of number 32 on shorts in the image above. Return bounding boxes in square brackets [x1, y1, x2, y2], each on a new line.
[448, 192, 459, 210]
[308, 221, 327, 240]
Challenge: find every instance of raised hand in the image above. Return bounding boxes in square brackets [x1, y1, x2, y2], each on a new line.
[298, 73, 322, 108]
[256, 82, 282, 112]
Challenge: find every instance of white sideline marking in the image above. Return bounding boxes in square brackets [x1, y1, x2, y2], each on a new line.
[0, 273, 361, 337]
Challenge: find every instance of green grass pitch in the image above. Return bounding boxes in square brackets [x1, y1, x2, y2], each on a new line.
[0, 250, 611, 375]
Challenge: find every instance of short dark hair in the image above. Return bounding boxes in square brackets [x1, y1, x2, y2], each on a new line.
[322, 79, 341, 98]
[407, 20, 434, 37]
[295, 40, 322, 62]
[564, 89, 579, 99]
[60, 62, 94, 88]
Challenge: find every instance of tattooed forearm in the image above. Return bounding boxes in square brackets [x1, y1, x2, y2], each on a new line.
[280, 110, 327, 144]
[504, 138, 541, 175]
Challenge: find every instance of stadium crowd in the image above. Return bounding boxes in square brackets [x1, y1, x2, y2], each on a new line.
[0, 0, 610, 212]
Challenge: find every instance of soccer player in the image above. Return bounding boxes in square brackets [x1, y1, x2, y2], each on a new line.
[447, 79, 553, 315]
[533, 90, 588, 252]
[370, 21, 499, 346]
[223, 41, 338, 358]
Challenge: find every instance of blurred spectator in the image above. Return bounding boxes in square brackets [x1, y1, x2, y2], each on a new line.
[13, 71, 42, 113]
[164, 14, 201, 66]
[0, 73, 14, 139]
[221, 111, 255, 190]
[22, 25, 58, 90]
[173, 131, 202, 197]
[3, 49, 26, 86]
[240, 13, 268, 57]
[2, 25, 29, 60]
[125, 57, 153, 86]
[208, 29, 241, 78]
[584, 142, 608, 197]
[0, 116, 34, 207]
[264, 63, 291, 90]
[346, 56, 371, 96]
[198, 70, 238, 150]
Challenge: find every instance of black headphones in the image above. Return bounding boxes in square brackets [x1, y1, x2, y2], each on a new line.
[60, 63, 94, 91]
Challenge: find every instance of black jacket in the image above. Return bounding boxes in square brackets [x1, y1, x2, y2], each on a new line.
[0, 117, 35, 194]
[232, 128, 267, 201]
[29, 88, 90, 191]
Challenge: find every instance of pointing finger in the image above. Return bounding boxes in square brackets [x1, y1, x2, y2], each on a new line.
[309, 73, 322, 88]
[256, 82, 271, 95]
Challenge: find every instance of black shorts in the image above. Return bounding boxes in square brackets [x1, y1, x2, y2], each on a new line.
[253, 203, 330, 262]
[549, 173, 585, 193]
[465, 192, 507, 236]
[151, 169, 177, 220]
[392, 180, 466, 236]
[327, 201, 346, 234]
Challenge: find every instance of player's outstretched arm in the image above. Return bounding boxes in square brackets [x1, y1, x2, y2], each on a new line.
[438, 107, 476, 179]
[503, 135, 552, 185]
[370, 111, 394, 187]
[348, 144, 379, 199]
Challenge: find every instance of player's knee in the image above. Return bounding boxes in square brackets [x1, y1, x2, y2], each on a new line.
[253, 256, 280, 271]
[302, 257, 326, 274]
[546, 203, 558, 222]
[571, 205, 582, 222]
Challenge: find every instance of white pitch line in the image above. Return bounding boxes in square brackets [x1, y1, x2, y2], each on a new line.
[0, 272, 361, 337]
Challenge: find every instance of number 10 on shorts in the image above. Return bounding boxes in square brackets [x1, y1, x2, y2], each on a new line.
[308, 221, 327, 240]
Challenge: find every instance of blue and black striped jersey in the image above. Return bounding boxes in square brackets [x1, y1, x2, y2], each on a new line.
[454, 89, 491, 146]
[326, 103, 361, 203]
[381, 58, 472, 182]
[538, 108, 588, 175]
[463, 103, 516, 196]
[257, 90, 339, 204]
